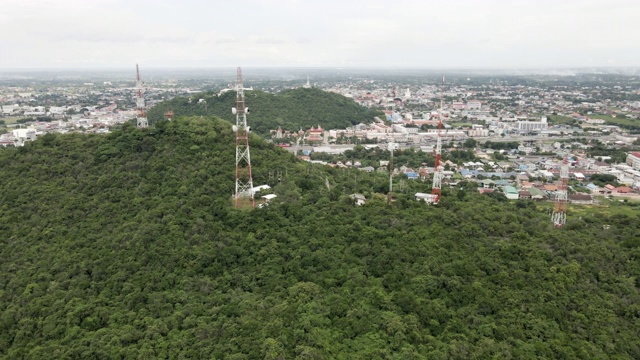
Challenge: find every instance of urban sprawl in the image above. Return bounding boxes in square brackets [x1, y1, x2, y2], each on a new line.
[1, 72, 639, 204]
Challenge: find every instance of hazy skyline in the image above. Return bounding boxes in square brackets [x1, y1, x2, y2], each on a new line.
[2, 0, 639, 69]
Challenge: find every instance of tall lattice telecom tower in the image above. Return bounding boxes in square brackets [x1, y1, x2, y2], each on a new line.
[233, 67, 255, 209]
[135, 64, 148, 128]
[431, 76, 445, 203]
[552, 155, 569, 227]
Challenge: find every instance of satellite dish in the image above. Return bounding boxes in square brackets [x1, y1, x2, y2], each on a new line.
[232, 125, 238, 132]
[232, 107, 237, 115]
[247, 126, 250, 132]
[245, 107, 249, 113]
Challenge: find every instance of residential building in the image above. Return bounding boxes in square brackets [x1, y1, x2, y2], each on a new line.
[528, 187, 546, 200]
[518, 190, 532, 199]
[503, 186, 519, 200]
[626, 152, 640, 170]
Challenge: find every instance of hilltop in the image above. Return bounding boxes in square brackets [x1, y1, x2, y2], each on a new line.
[147, 87, 384, 136]
[1, 118, 639, 358]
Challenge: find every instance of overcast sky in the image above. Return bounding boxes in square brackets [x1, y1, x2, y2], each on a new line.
[1, 0, 639, 69]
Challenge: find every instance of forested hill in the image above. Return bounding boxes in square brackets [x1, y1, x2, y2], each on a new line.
[147, 87, 384, 136]
[1, 118, 640, 358]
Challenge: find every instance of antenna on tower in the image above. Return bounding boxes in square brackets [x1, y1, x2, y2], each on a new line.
[440, 75, 445, 111]
[552, 155, 569, 227]
[431, 76, 445, 203]
[232, 67, 255, 209]
[135, 64, 148, 128]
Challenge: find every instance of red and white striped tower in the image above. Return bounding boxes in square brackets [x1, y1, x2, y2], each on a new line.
[431, 76, 445, 203]
[552, 155, 569, 227]
[135, 64, 148, 128]
[233, 67, 255, 209]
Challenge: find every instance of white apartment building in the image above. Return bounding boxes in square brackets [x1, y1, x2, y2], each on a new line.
[467, 128, 489, 137]
[516, 116, 549, 132]
[392, 124, 419, 134]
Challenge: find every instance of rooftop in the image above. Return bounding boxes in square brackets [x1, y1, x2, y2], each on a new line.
[504, 186, 518, 194]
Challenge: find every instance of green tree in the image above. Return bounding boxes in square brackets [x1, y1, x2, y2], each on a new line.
[463, 138, 477, 148]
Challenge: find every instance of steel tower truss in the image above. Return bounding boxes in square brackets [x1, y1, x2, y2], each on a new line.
[552, 156, 569, 227]
[135, 64, 148, 128]
[233, 67, 255, 208]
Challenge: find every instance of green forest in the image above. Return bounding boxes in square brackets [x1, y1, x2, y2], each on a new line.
[1, 117, 639, 359]
[147, 88, 384, 137]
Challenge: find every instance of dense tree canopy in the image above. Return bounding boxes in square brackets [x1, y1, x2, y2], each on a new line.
[587, 142, 636, 164]
[483, 141, 520, 151]
[1, 117, 639, 358]
[147, 88, 384, 137]
[589, 174, 620, 187]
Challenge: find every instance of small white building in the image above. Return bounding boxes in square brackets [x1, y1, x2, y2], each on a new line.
[251, 185, 271, 194]
[539, 170, 554, 179]
[258, 194, 277, 208]
[12, 128, 37, 146]
[415, 193, 438, 204]
[350, 194, 366, 206]
[1, 104, 20, 115]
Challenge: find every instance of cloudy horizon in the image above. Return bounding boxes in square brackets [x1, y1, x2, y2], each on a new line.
[2, 0, 639, 69]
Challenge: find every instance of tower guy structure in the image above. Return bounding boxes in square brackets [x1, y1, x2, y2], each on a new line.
[552, 155, 569, 227]
[135, 64, 148, 128]
[431, 76, 445, 203]
[232, 67, 255, 209]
